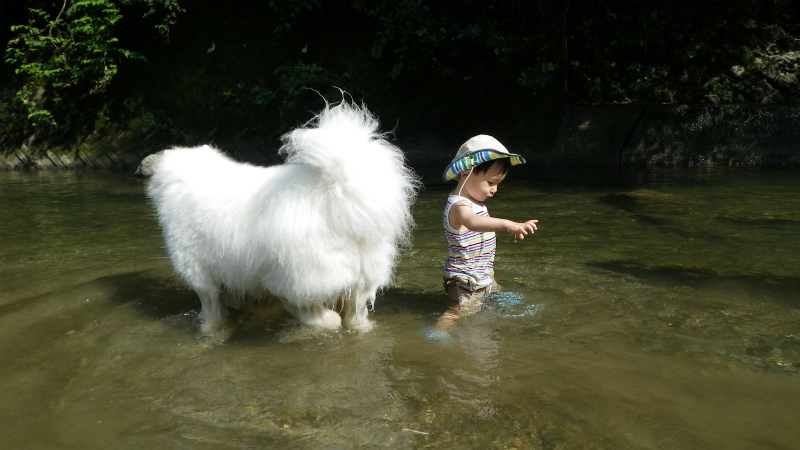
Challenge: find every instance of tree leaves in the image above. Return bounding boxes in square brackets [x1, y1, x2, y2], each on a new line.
[5, 0, 180, 134]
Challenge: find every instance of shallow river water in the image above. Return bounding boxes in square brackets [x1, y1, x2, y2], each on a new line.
[1, 165, 799, 450]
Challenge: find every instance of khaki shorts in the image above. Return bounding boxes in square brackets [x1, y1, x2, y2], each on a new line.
[443, 275, 500, 315]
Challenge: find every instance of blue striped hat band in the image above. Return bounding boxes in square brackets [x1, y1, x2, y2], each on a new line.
[443, 134, 526, 181]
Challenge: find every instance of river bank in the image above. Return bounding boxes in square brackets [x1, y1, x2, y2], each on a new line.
[2, 104, 799, 171]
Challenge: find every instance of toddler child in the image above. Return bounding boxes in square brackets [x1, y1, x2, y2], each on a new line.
[441, 134, 538, 316]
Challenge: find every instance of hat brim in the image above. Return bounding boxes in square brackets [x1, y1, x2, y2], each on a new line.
[443, 149, 526, 181]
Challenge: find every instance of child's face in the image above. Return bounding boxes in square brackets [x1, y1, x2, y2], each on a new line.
[459, 163, 507, 203]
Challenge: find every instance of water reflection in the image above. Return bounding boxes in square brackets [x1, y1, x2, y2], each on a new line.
[0, 166, 799, 449]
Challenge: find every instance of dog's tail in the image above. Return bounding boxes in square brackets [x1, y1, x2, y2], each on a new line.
[279, 99, 419, 247]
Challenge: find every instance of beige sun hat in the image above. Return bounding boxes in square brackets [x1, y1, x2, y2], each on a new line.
[443, 135, 526, 181]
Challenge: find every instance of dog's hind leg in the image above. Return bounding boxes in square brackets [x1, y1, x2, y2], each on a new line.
[197, 285, 227, 332]
[280, 299, 342, 330]
[341, 289, 374, 331]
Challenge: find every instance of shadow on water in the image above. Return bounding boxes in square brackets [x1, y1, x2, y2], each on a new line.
[715, 215, 800, 229]
[595, 192, 674, 223]
[82, 270, 338, 345]
[93, 271, 200, 319]
[600, 190, 800, 231]
[63, 270, 451, 348]
[597, 192, 649, 211]
[586, 259, 800, 304]
[374, 288, 445, 317]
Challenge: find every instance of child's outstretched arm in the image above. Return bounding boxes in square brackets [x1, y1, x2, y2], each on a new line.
[450, 204, 538, 240]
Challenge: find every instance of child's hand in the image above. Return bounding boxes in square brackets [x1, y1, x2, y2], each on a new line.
[509, 219, 538, 240]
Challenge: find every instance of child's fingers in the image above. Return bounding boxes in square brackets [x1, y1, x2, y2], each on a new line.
[512, 220, 539, 240]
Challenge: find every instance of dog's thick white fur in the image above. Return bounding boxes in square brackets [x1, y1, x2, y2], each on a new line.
[147, 101, 418, 331]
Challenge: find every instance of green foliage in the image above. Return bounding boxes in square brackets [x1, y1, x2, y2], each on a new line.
[275, 62, 328, 98]
[357, 0, 556, 82]
[519, 62, 557, 89]
[360, 0, 441, 80]
[136, 0, 185, 38]
[7, 1, 132, 127]
[268, 0, 322, 34]
[3, 0, 799, 156]
[4, 0, 182, 137]
[567, 1, 800, 104]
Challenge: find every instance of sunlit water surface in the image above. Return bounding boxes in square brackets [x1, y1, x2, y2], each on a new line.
[1, 166, 798, 450]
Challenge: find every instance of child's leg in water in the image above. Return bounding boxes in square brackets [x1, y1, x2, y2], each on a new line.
[434, 277, 499, 331]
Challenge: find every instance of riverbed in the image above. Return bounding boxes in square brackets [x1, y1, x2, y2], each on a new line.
[1, 165, 798, 449]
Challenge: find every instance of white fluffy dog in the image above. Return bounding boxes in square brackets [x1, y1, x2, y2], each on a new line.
[147, 101, 418, 331]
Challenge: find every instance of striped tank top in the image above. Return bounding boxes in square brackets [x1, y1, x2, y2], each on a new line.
[442, 195, 496, 286]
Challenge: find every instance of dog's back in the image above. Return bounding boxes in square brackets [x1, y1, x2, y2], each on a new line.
[148, 146, 269, 294]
